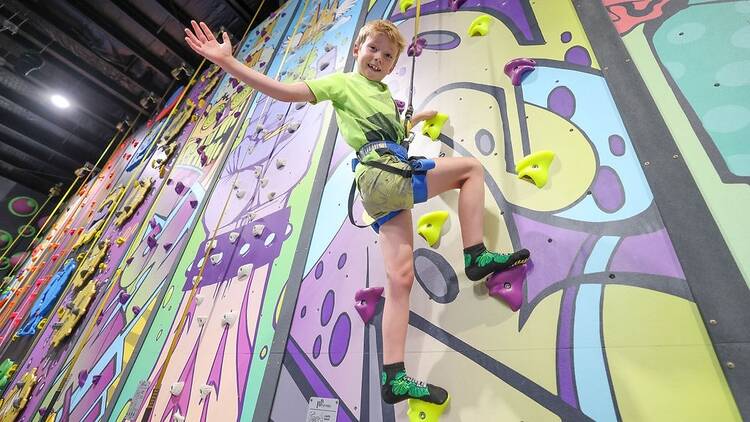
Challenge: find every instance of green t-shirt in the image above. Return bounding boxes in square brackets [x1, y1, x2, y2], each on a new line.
[305, 71, 405, 151]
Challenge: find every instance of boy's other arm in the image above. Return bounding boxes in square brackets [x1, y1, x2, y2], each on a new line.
[185, 20, 315, 103]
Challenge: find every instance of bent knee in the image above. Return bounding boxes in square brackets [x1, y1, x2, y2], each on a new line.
[386, 267, 415, 291]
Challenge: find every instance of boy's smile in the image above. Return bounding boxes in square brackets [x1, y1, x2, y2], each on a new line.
[353, 33, 398, 82]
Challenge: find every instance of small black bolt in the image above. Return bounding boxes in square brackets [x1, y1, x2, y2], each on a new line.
[609, 273, 615, 279]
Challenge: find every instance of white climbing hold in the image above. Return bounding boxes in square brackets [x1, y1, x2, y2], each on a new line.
[199, 385, 213, 399]
[255, 124, 264, 134]
[237, 263, 251, 280]
[229, 232, 239, 244]
[260, 178, 269, 187]
[196, 316, 208, 327]
[324, 43, 334, 52]
[222, 312, 237, 327]
[275, 113, 284, 120]
[275, 159, 286, 169]
[195, 294, 205, 305]
[236, 190, 246, 199]
[247, 212, 256, 221]
[287, 122, 300, 133]
[267, 192, 276, 200]
[170, 382, 184, 396]
[209, 253, 223, 265]
[253, 224, 265, 237]
[254, 166, 263, 178]
[173, 412, 185, 422]
[204, 239, 217, 253]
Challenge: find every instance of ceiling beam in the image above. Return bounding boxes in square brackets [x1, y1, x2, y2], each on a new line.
[0, 67, 105, 142]
[0, 94, 100, 158]
[155, 0, 194, 29]
[108, 1, 199, 68]
[0, 138, 71, 182]
[1, 0, 150, 113]
[0, 123, 82, 171]
[225, 0, 253, 22]
[62, 0, 174, 80]
[0, 157, 55, 194]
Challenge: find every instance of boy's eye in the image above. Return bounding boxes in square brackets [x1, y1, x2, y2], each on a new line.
[369, 46, 376, 51]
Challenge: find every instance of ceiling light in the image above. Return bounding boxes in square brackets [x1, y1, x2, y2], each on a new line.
[50, 94, 70, 109]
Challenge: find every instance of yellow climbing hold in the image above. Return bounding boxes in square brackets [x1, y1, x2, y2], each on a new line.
[468, 15, 491, 37]
[515, 150, 556, 188]
[399, 0, 414, 13]
[116, 237, 125, 245]
[416, 211, 449, 247]
[422, 113, 448, 141]
[407, 396, 450, 422]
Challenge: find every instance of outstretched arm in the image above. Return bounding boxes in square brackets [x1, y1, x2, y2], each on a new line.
[185, 21, 315, 103]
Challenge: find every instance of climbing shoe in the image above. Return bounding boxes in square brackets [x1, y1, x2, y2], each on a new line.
[464, 242, 530, 281]
[381, 362, 448, 405]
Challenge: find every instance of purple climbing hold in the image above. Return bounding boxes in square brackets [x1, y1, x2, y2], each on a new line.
[394, 99, 406, 114]
[126, 257, 134, 265]
[132, 305, 141, 315]
[197, 145, 205, 153]
[485, 264, 527, 312]
[149, 219, 157, 228]
[407, 37, 427, 57]
[504, 58, 536, 86]
[92, 375, 101, 385]
[146, 235, 157, 249]
[354, 287, 384, 324]
[78, 370, 88, 387]
[190, 200, 198, 209]
[119, 291, 131, 304]
[450, 0, 467, 11]
[175, 181, 185, 195]
[96, 314, 103, 325]
[200, 153, 208, 166]
[163, 242, 173, 251]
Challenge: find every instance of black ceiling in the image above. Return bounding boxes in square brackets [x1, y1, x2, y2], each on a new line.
[0, 0, 277, 194]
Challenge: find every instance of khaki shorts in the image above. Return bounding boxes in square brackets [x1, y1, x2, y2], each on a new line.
[356, 154, 414, 220]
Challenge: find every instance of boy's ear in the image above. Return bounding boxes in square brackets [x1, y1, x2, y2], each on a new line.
[352, 43, 360, 58]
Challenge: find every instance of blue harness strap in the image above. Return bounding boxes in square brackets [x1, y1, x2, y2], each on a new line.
[348, 141, 435, 232]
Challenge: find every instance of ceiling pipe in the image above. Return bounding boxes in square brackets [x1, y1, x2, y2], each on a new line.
[1, 0, 150, 114]
[0, 122, 81, 170]
[0, 93, 99, 157]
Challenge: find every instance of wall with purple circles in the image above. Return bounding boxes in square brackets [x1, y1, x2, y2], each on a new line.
[0, 175, 46, 278]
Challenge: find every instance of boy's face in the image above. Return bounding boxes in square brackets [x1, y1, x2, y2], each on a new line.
[353, 32, 398, 82]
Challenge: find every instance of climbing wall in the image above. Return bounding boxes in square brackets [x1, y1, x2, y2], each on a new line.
[262, 0, 747, 421]
[2, 1, 748, 421]
[605, 0, 750, 283]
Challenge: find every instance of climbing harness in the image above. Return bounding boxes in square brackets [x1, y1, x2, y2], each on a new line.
[347, 2, 432, 230]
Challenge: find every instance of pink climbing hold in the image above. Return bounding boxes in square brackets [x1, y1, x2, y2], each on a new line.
[450, 0, 467, 11]
[485, 264, 527, 312]
[407, 37, 426, 57]
[119, 291, 131, 304]
[504, 58, 536, 86]
[354, 287, 384, 324]
[78, 370, 88, 387]
[394, 99, 406, 114]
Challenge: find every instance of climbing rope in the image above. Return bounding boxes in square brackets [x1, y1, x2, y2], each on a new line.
[403, 0, 422, 135]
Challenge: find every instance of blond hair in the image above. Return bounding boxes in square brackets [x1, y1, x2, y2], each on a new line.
[355, 20, 407, 57]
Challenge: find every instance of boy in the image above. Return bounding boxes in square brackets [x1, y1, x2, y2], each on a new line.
[185, 19, 529, 407]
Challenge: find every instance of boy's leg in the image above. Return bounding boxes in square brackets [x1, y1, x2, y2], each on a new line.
[425, 157, 529, 281]
[378, 210, 448, 405]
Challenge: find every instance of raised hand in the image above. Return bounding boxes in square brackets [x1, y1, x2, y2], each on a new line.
[184, 20, 233, 65]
